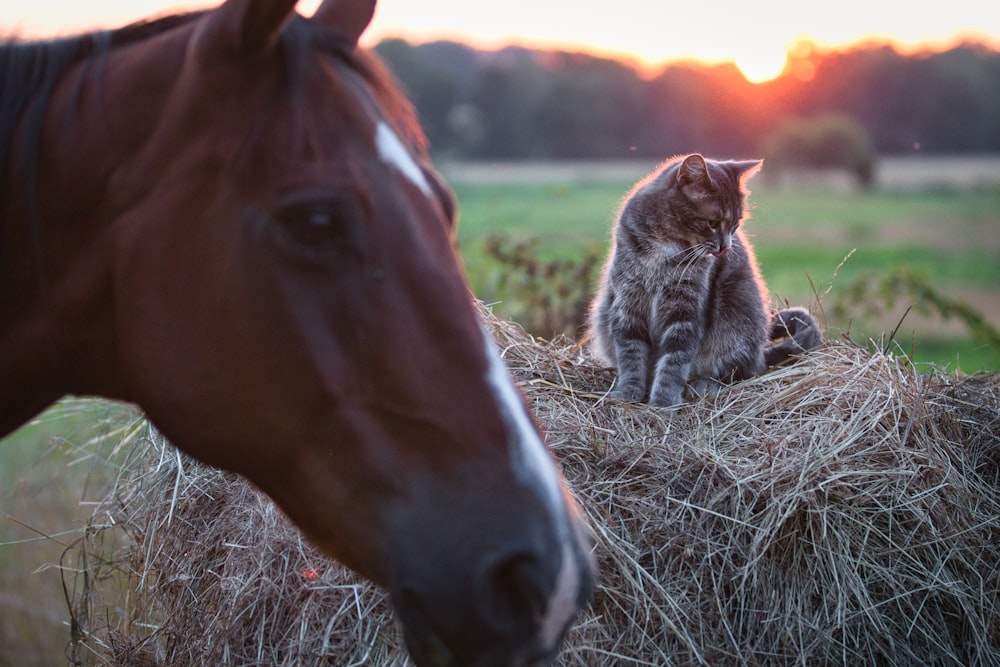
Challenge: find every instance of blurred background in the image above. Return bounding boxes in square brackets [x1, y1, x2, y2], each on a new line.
[3, 1, 999, 664]
[371, 36, 1000, 373]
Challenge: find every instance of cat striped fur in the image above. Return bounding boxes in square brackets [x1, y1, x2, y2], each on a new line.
[588, 154, 821, 407]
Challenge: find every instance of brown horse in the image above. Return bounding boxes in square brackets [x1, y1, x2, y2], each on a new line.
[0, 1, 593, 664]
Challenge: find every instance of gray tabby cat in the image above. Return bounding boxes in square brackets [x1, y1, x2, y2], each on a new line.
[588, 154, 821, 407]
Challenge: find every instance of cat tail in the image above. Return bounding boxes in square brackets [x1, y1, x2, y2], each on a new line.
[764, 307, 822, 367]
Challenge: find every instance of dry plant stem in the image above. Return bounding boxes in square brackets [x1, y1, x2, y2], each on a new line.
[67, 304, 1000, 666]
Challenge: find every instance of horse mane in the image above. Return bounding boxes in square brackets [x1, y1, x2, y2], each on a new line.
[353, 48, 429, 158]
[0, 13, 207, 227]
[0, 10, 428, 226]
[281, 17, 429, 159]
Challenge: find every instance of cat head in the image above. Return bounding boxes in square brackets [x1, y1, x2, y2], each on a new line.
[668, 154, 762, 257]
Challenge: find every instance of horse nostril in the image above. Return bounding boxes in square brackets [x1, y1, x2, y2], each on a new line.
[481, 552, 549, 634]
[396, 586, 458, 667]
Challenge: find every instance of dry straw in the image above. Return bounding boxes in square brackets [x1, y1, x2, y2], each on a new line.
[67, 305, 1000, 666]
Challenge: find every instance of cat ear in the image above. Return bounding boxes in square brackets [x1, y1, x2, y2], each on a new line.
[730, 159, 764, 182]
[679, 154, 714, 200]
[679, 154, 710, 186]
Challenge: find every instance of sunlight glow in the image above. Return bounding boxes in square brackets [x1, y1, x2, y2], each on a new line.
[1, 0, 997, 87]
[732, 48, 789, 83]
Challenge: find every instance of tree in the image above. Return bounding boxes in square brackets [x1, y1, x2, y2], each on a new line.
[761, 113, 877, 188]
[372, 38, 1000, 162]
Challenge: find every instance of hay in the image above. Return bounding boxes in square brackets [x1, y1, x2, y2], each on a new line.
[68, 305, 1000, 666]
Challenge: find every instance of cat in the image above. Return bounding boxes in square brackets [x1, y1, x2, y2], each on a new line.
[587, 153, 821, 407]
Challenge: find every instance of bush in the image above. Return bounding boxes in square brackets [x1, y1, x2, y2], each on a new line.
[762, 113, 877, 188]
[473, 235, 602, 339]
[832, 265, 1000, 352]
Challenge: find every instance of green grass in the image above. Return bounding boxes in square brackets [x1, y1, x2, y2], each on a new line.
[0, 399, 136, 667]
[756, 244, 1000, 298]
[452, 180, 1000, 372]
[453, 181, 626, 253]
[752, 187, 999, 232]
[891, 335, 1000, 374]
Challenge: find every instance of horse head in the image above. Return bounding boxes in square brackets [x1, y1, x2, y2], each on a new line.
[0, 1, 593, 664]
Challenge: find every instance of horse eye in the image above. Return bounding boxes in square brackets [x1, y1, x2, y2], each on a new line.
[274, 198, 353, 250]
[287, 210, 334, 245]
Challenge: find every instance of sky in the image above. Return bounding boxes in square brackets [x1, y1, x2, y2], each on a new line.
[2, 0, 998, 82]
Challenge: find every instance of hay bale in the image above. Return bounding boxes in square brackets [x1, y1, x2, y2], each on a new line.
[69, 306, 1000, 666]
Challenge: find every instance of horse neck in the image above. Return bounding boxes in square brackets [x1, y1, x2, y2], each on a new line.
[0, 31, 190, 435]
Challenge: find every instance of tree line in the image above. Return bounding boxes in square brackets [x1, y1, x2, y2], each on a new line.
[372, 38, 1000, 161]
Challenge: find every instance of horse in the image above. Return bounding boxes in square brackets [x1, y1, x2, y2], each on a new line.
[0, 1, 594, 664]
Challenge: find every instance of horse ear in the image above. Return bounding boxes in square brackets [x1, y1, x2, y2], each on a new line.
[199, 0, 298, 57]
[312, 0, 377, 46]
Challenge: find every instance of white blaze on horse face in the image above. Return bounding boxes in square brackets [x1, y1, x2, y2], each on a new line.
[542, 543, 584, 648]
[481, 332, 582, 648]
[375, 121, 432, 195]
[481, 333, 563, 514]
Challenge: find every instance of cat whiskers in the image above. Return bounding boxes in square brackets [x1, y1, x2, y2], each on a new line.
[673, 244, 710, 283]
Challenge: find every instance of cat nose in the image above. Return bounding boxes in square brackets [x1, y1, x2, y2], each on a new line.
[712, 233, 731, 256]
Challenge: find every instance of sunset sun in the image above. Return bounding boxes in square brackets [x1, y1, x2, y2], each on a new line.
[732, 47, 789, 83]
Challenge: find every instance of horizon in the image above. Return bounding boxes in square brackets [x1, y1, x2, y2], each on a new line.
[2, 0, 998, 83]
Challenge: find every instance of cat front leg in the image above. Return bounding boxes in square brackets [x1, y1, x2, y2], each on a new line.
[648, 322, 699, 407]
[687, 376, 724, 399]
[611, 337, 651, 402]
[649, 358, 689, 407]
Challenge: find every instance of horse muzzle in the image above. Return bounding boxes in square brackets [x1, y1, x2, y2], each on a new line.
[390, 501, 594, 667]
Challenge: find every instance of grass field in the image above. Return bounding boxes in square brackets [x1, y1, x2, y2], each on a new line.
[0, 400, 135, 666]
[1, 157, 999, 664]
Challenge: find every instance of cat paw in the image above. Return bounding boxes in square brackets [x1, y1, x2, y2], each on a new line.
[611, 385, 646, 403]
[688, 378, 723, 398]
[648, 389, 684, 408]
